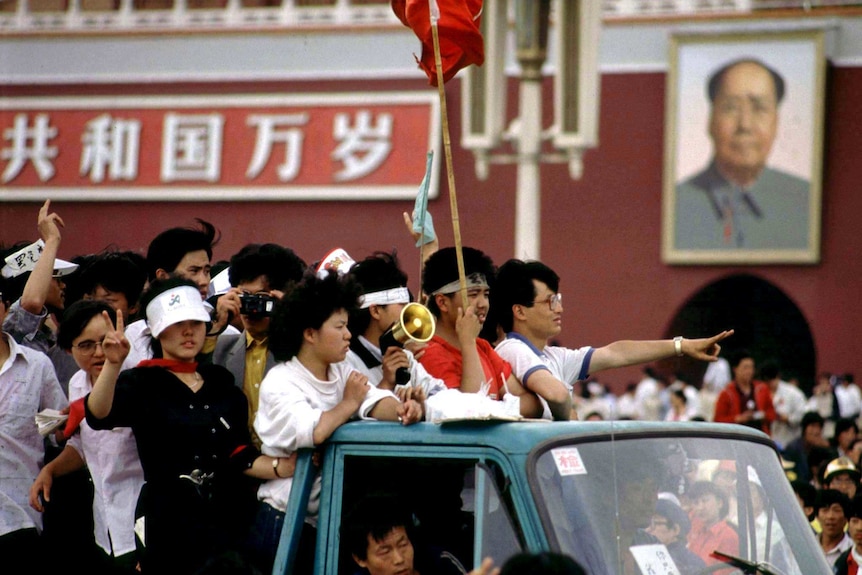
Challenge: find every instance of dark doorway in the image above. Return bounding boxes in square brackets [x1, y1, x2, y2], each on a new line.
[658, 274, 816, 394]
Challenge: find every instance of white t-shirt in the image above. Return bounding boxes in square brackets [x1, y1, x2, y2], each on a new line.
[495, 332, 593, 420]
[254, 357, 396, 516]
[835, 383, 862, 419]
[770, 381, 807, 450]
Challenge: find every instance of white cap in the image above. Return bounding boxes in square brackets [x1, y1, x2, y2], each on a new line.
[146, 285, 211, 338]
[1, 239, 78, 279]
[209, 267, 232, 298]
[315, 248, 355, 279]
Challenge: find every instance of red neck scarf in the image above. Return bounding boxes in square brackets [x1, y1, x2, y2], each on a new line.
[137, 359, 199, 373]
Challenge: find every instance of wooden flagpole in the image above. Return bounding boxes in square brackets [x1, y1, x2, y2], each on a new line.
[429, 0, 468, 305]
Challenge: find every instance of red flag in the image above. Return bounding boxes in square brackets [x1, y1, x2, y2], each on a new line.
[63, 397, 86, 439]
[392, 0, 485, 86]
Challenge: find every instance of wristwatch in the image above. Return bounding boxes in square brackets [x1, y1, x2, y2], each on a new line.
[673, 336, 684, 357]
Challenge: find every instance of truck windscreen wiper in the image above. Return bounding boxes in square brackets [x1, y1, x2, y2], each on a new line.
[710, 550, 784, 575]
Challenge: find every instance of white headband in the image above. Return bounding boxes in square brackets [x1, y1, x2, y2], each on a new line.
[430, 273, 488, 296]
[359, 287, 411, 309]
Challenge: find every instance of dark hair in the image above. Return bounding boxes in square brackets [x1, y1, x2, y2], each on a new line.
[849, 494, 862, 520]
[671, 388, 687, 404]
[146, 219, 218, 281]
[654, 498, 691, 538]
[759, 359, 780, 381]
[499, 552, 586, 575]
[342, 493, 416, 561]
[268, 270, 361, 362]
[0, 274, 9, 307]
[421, 246, 495, 318]
[77, 250, 148, 316]
[729, 348, 753, 369]
[815, 488, 851, 517]
[139, 276, 205, 358]
[836, 417, 859, 438]
[228, 243, 306, 291]
[707, 58, 786, 104]
[801, 410, 826, 432]
[688, 481, 729, 520]
[0, 241, 37, 303]
[494, 259, 560, 333]
[346, 251, 409, 337]
[57, 300, 116, 351]
[791, 479, 816, 510]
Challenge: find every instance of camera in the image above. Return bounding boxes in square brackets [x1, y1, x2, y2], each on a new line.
[239, 294, 276, 317]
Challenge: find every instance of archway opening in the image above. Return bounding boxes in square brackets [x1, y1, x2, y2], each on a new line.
[659, 274, 816, 394]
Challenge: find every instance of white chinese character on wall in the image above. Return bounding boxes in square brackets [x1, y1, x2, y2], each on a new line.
[246, 114, 309, 181]
[80, 114, 141, 183]
[161, 113, 224, 182]
[331, 111, 393, 181]
[1, 113, 58, 183]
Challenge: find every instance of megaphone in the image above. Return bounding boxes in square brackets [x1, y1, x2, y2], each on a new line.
[378, 302, 436, 385]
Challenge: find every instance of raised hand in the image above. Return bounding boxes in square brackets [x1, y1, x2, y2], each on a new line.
[455, 306, 482, 346]
[101, 310, 130, 364]
[37, 199, 64, 244]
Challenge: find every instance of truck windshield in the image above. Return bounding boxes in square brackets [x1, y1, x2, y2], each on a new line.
[532, 435, 831, 575]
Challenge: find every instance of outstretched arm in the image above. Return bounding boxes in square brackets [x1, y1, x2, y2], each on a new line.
[589, 330, 734, 374]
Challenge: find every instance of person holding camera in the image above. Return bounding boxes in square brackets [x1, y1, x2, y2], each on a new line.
[213, 243, 307, 448]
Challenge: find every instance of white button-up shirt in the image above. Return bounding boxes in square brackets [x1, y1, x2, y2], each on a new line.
[67, 369, 145, 557]
[0, 333, 66, 535]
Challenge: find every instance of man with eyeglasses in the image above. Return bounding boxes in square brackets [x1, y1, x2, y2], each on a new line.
[493, 259, 733, 420]
[646, 498, 705, 573]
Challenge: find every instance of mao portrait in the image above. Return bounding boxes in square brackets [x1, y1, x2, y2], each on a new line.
[662, 32, 825, 264]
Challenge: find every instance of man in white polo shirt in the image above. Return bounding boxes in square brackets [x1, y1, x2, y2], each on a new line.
[493, 258, 733, 420]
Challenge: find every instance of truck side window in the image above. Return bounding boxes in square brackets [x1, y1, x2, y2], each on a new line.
[338, 455, 522, 574]
[474, 463, 524, 566]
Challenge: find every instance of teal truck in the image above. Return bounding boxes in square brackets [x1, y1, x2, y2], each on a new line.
[272, 420, 831, 575]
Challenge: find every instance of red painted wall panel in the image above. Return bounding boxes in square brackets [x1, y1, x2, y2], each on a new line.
[2, 70, 860, 392]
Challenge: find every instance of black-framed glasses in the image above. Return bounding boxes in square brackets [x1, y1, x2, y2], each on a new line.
[73, 340, 104, 355]
[533, 292, 562, 311]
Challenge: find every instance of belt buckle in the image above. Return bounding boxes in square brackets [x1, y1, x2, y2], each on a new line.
[179, 469, 215, 500]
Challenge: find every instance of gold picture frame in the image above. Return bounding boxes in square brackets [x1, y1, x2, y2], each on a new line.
[661, 31, 826, 265]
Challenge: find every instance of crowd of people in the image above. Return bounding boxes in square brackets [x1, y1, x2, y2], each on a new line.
[0, 199, 850, 574]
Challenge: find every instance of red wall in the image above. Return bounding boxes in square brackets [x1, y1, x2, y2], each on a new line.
[2, 69, 860, 392]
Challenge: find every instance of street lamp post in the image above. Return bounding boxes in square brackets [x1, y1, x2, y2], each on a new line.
[513, 0, 550, 260]
[459, 0, 602, 260]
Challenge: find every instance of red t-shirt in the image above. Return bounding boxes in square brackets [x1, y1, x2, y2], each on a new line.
[419, 335, 512, 400]
[688, 518, 739, 565]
